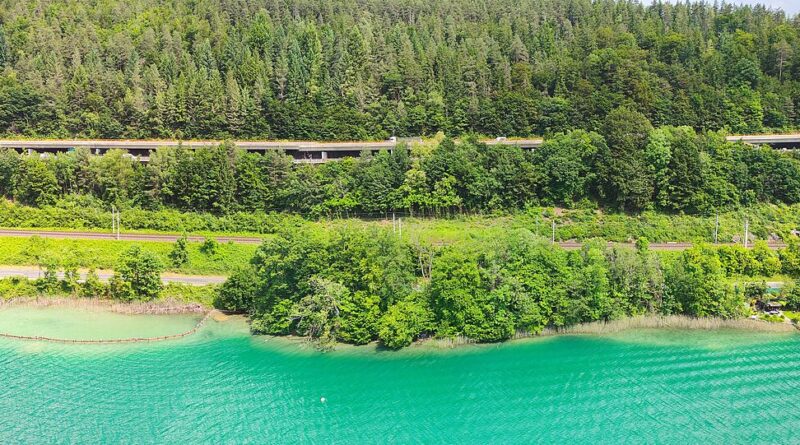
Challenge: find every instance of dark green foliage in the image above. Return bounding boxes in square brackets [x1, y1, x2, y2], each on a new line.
[227, 226, 794, 349]
[110, 245, 164, 301]
[532, 130, 602, 205]
[0, 1, 798, 139]
[214, 266, 259, 312]
[14, 158, 58, 207]
[596, 107, 654, 211]
[2, 127, 800, 216]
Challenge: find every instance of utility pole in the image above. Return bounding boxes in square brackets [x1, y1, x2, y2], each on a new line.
[714, 212, 719, 244]
[552, 220, 556, 245]
[112, 206, 121, 240]
[392, 212, 396, 234]
[743, 217, 749, 248]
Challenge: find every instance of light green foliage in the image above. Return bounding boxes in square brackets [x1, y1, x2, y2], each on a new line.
[752, 241, 782, 276]
[200, 237, 219, 256]
[169, 234, 189, 267]
[0, 235, 256, 275]
[291, 278, 347, 350]
[665, 246, 745, 318]
[81, 269, 107, 298]
[606, 244, 664, 314]
[0, 277, 39, 299]
[110, 245, 164, 301]
[779, 239, 800, 276]
[378, 297, 433, 349]
[36, 256, 60, 294]
[14, 158, 58, 206]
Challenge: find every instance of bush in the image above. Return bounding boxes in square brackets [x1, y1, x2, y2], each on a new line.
[169, 234, 189, 267]
[200, 237, 219, 256]
[110, 245, 163, 301]
[378, 298, 433, 349]
[214, 267, 259, 312]
[81, 269, 107, 298]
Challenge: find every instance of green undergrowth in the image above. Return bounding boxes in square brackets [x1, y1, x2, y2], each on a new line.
[0, 200, 798, 245]
[0, 236, 256, 275]
[0, 201, 800, 243]
[0, 277, 217, 306]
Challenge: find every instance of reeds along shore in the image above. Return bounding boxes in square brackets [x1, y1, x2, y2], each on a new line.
[536, 315, 797, 336]
[421, 315, 798, 349]
[0, 297, 206, 315]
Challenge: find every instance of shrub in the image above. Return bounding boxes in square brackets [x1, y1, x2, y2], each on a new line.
[200, 237, 219, 256]
[110, 245, 163, 301]
[169, 234, 189, 267]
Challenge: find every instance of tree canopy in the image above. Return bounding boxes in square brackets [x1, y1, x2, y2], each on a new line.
[0, 0, 798, 139]
[2, 130, 800, 214]
[216, 226, 786, 349]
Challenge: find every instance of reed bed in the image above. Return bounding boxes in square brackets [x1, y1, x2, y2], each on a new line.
[0, 296, 206, 315]
[537, 315, 797, 336]
[423, 315, 797, 349]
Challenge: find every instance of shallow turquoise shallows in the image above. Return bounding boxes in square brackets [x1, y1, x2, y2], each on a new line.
[2, 309, 800, 444]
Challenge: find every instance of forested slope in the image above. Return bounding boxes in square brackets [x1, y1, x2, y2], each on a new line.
[0, 0, 799, 139]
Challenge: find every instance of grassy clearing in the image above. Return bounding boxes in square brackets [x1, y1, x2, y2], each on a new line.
[0, 236, 256, 275]
[0, 278, 217, 307]
[1, 200, 799, 244]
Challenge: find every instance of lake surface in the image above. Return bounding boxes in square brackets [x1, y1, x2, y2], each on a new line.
[1, 307, 799, 444]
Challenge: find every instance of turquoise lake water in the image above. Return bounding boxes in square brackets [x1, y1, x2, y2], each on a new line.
[1, 308, 800, 444]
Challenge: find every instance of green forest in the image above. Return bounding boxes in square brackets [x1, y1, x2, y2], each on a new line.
[0, 0, 799, 139]
[1, 125, 799, 214]
[215, 227, 800, 349]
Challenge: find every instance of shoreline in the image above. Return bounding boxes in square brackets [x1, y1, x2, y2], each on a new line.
[0, 296, 207, 315]
[1, 300, 796, 350]
[414, 315, 797, 350]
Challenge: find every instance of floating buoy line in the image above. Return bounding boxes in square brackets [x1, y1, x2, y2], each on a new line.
[0, 311, 212, 344]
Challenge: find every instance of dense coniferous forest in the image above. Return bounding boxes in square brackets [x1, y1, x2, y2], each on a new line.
[0, 0, 799, 139]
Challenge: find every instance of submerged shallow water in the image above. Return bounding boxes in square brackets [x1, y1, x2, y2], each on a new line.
[1, 308, 799, 444]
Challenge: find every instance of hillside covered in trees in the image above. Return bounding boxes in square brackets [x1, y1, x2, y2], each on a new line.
[0, 0, 799, 140]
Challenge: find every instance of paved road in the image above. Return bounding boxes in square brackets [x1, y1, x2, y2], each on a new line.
[0, 266, 227, 286]
[0, 229, 786, 250]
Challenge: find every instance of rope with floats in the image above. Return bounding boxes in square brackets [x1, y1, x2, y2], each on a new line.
[0, 311, 212, 344]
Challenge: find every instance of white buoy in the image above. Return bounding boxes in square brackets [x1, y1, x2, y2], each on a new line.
[320, 397, 327, 403]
